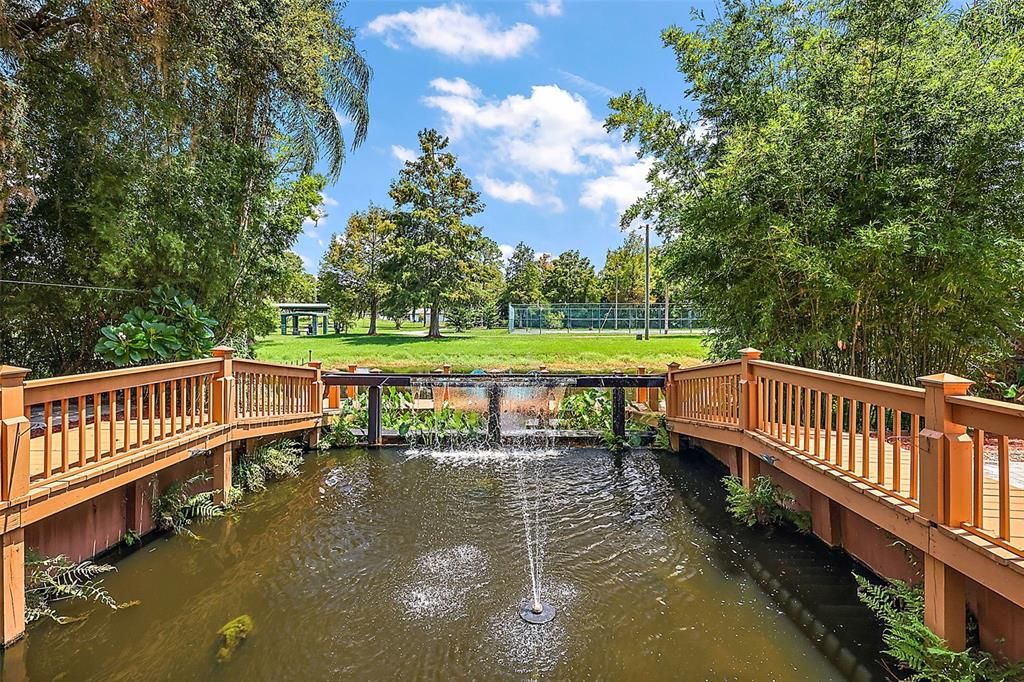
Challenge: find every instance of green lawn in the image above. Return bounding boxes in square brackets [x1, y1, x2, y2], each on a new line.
[254, 322, 707, 373]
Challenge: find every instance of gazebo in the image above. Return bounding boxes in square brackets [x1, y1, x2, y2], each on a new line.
[275, 302, 330, 335]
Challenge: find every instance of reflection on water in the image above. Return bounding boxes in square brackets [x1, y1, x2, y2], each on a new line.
[16, 448, 847, 680]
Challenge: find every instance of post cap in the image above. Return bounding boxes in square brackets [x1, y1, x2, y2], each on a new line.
[0, 365, 31, 385]
[739, 347, 762, 358]
[212, 346, 234, 358]
[348, 364, 358, 372]
[667, 362, 681, 370]
[307, 361, 322, 369]
[918, 373, 974, 390]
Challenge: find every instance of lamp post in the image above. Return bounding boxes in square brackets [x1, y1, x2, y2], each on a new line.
[644, 223, 650, 341]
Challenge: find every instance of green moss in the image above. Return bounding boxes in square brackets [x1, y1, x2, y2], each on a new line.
[216, 615, 253, 663]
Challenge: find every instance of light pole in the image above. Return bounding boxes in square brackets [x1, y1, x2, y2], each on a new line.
[643, 223, 650, 340]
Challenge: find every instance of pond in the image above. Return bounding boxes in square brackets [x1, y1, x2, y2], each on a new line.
[18, 446, 872, 680]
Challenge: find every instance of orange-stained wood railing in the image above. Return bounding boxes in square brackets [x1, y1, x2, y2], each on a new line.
[665, 350, 1023, 558]
[0, 349, 322, 500]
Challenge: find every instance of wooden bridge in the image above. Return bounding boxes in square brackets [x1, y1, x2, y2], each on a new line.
[0, 347, 323, 646]
[658, 349, 1024, 656]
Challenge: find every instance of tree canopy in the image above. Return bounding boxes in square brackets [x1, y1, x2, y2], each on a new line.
[1, 0, 370, 374]
[387, 129, 498, 338]
[608, 0, 1024, 383]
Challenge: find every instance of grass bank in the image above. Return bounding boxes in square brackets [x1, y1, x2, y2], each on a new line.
[253, 323, 707, 372]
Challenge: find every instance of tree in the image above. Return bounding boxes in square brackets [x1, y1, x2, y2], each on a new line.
[598, 233, 647, 303]
[608, 0, 1024, 383]
[321, 206, 395, 335]
[273, 252, 317, 303]
[543, 250, 600, 303]
[387, 129, 492, 338]
[0, 0, 371, 375]
[500, 242, 545, 311]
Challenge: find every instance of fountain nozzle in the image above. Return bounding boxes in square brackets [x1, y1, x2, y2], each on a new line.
[519, 600, 555, 625]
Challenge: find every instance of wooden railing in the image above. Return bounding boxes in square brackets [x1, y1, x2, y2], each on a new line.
[666, 350, 1023, 557]
[665, 360, 741, 425]
[0, 348, 323, 502]
[233, 359, 319, 421]
[22, 359, 222, 487]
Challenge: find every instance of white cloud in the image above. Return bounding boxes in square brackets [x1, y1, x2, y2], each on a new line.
[424, 80, 610, 175]
[367, 4, 538, 60]
[557, 69, 615, 98]
[391, 144, 417, 163]
[580, 159, 653, 215]
[321, 194, 339, 207]
[479, 175, 564, 211]
[430, 77, 480, 98]
[529, 0, 562, 16]
[498, 243, 515, 262]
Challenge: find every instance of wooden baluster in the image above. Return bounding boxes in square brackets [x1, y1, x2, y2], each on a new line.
[148, 383, 156, 443]
[835, 397, 845, 469]
[42, 401, 52, 478]
[106, 390, 116, 457]
[998, 435, 1010, 540]
[802, 387, 810, 452]
[190, 377, 197, 430]
[972, 428, 984, 527]
[892, 410, 902, 495]
[910, 414, 920, 500]
[135, 386, 143, 447]
[77, 396, 86, 467]
[876, 406, 886, 484]
[861, 402, 870, 478]
[123, 387, 131, 452]
[824, 393, 833, 462]
[92, 393, 101, 461]
[59, 398, 69, 473]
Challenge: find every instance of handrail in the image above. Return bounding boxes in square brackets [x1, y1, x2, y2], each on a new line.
[664, 350, 1022, 559]
[24, 359, 221, 404]
[232, 359, 318, 377]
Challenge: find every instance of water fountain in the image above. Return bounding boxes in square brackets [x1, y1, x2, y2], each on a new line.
[517, 459, 555, 625]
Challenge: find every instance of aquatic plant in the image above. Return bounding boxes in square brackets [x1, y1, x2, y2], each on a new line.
[233, 439, 305, 495]
[855, 575, 1024, 681]
[151, 473, 225, 537]
[556, 389, 612, 430]
[600, 428, 641, 454]
[25, 550, 118, 624]
[216, 614, 254, 663]
[653, 415, 672, 450]
[722, 475, 811, 532]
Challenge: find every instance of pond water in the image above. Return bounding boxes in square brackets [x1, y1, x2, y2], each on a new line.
[18, 447, 853, 680]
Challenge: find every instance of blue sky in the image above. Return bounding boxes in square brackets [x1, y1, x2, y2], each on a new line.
[296, 0, 705, 273]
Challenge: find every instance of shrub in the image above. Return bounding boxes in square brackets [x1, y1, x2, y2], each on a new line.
[723, 475, 811, 531]
[233, 439, 305, 495]
[856, 575, 1024, 681]
[151, 473, 225, 537]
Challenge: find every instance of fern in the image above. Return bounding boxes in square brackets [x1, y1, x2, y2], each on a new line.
[855, 575, 1024, 681]
[723, 475, 810, 531]
[232, 439, 305, 496]
[151, 473, 225, 538]
[25, 551, 119, 624]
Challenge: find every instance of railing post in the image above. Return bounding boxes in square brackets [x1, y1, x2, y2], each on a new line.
[346, 364, 357, 400]
[211, 346, 235, 426]
[918, 373, 974, 527]
[0, 366, 31, 502]
[306, 361, 323, 449]
[0, 365, 28, 646]
[665, 362, 680, 419]
[738, 348, 762, 432]
[918, 372, 973, 651]
[637, 366, 648, 405]
[738, 349, 763, 490]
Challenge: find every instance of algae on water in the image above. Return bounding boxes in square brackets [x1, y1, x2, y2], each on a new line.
[216, 615, 253, 662]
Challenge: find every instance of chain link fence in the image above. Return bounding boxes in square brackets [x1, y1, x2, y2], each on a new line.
[507, 303, 705, 335]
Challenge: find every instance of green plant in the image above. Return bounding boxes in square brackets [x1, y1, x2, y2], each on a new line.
[856, 575, 1024, 681]
[723, 475, 811, 532]
[122, 530, 140, 547]
[654, 415, 672, 450]
[321, 415, 357, 448]
[216, 614, 254, 663]
[95, 286, 217, 367]
[25, 550, 118, 624]
[232, 439, 305, 495]
[557, 389, 612, 430]
[151, 473, 225, 537]
[601, 429, 641, 454]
